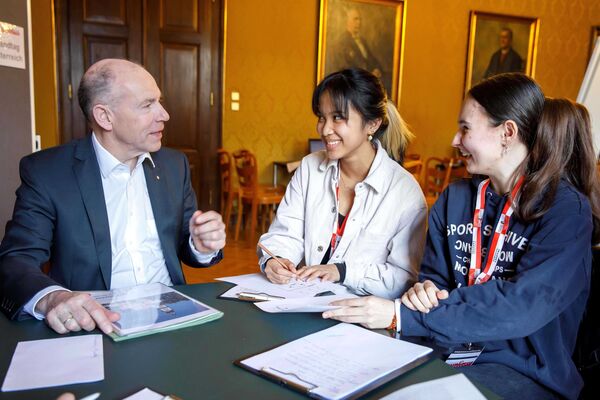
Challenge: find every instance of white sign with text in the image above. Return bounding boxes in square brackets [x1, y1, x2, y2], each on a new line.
[0, 21, 25, 69]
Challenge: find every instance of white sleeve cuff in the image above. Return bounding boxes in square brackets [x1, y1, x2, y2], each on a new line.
[23, 286, 71, 320]
[188, 236, 219, 263]
[394, 298, 402, 333]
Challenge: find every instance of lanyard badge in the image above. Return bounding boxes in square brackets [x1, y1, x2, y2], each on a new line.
[468, 176, 524, 286]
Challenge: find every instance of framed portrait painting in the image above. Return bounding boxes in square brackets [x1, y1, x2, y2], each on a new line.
[317, 0, 405, 101]
[464, 11, 539, 92]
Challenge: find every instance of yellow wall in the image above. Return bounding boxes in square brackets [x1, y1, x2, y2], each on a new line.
[401, 0, 600, 159]
[224, 0, 600, 184]
[223, 0, 319, 184]
[31, 0, 59, 149]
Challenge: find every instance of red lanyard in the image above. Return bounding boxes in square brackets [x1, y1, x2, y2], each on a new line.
[468, 176, 524, 286]
[330, 184, 349, 254]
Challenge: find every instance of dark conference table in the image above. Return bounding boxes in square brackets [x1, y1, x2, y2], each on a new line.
[0, 283, 499, 399]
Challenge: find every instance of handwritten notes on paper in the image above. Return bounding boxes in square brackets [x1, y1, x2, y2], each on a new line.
[240, 323, 432, 400]
[217, 273, 352, 299]
[1, 335, 104, 391]
[254, 294, 357, 313]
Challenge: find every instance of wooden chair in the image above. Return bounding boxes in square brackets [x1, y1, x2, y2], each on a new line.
[448, 157, 470, 183]
[232, 150, 285, 241]
[217, 149, 239, 230]
[403, 158, 423, 185]
[423, 157, 453, 208]
[422, 157, 471, 208]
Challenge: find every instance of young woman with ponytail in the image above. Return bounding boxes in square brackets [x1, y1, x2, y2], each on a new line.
[324, 74, 598, 399]
[258, 68, 426, 299]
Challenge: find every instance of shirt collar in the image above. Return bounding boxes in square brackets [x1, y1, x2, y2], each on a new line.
[91, 132, 154, 178]
[318, 139, 389, 194]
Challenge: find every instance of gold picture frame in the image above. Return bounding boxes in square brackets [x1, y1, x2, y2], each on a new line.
[589, 25, 600, 61]
[317, 0, 405, 102]
[464, 11, 539, 93]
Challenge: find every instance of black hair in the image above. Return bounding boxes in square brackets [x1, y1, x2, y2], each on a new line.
[311, 68, 413, 163]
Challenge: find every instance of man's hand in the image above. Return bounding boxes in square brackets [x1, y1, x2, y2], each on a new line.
[189, 210, 226, 253]
[35, 290, 120, 335]
[264, 258, 297, 284]
[323, 296, 395, 329]
[400, 280, 449, 313]
[297, 264, 340, 282]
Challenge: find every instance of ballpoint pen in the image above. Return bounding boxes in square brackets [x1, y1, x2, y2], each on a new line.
[237, 292, 285, 302]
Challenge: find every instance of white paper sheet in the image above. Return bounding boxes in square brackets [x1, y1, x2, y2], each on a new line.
[240, 323, 432, 400]
[217, 273, 352, 299]
[254, 294, 357, 313]
[379, 373, 486, 400]
[123, 387, 165, 400]
[1, 335, 104, 392]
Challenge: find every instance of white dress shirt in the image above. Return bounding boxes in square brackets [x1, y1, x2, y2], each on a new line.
[24, 133, 214, 318]
[93, 134, 173, 289]
[258, 141, 427, 299]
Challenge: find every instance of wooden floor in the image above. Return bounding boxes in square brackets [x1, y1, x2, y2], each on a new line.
[183, 233, 260, 284]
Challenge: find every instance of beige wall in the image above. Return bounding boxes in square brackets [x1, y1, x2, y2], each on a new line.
[223, 0, 600, 184]
[401, 0, 600, 160]
[222, 0, 319, 184]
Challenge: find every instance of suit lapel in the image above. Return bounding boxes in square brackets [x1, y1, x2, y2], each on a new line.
[73, 136, 112, 289]
[144, 157, 184, 284]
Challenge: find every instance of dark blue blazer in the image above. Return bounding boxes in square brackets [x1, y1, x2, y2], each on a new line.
[0, 135, 220, 319]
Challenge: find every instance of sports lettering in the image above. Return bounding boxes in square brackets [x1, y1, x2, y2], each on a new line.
[447, 223, 493, 237]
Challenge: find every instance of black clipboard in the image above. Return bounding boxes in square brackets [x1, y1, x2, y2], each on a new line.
[234, 326, 434, 400]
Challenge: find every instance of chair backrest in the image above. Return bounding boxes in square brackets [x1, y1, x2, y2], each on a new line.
[232, 149, 259, 192]
[423, 157, 452, 198]
[448, 157, 470, 183]
[217, 149, 234, 194]
[403, 159, 423, 183]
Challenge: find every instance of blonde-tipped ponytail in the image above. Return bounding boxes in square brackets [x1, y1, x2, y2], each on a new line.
[379, 100, 414, 164]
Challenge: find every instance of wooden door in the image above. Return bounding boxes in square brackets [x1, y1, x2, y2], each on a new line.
[56, 0, 143, 143]
[145, 0, 222, 210]
[55, 0, 222, 210]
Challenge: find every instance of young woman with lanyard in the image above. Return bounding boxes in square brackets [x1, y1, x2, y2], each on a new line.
[322, 75, 600, 399]
[258, 68, 427, 299]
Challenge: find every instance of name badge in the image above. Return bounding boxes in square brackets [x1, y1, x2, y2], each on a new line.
[445, 344, 484, 368]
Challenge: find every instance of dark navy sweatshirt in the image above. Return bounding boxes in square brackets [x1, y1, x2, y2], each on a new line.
[401, 178, 592, 399]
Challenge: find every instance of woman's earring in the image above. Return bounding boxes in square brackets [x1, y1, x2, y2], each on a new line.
[502, 144, 508, 156]
[368, 134, 373, 142]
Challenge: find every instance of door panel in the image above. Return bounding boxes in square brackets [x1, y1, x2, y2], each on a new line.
[83, 0, 127, 25]
[146, 0, 219, 210]
[161, 0, 198, 31]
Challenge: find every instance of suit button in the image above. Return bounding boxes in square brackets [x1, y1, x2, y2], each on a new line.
[317, 246, 323, 252]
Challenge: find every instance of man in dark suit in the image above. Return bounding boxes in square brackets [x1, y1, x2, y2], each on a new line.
[484, 27, 524, 78]
[0, 59, 226, 334]
[332, 8, 383, 80]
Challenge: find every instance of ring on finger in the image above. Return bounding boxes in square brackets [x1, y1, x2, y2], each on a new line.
[62, 314, 75, 325]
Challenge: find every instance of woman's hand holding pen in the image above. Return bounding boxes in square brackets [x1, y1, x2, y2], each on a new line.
[401, 280, 448, 313]
[264, 258, 298, 284]
[297, 264, 340, 282]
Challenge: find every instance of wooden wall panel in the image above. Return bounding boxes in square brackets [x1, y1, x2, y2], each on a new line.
[84, 37, 127, 66]
[161, 0, 198, 31]
[84, 0, 126, 25]
[161, 44, 199, 149]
